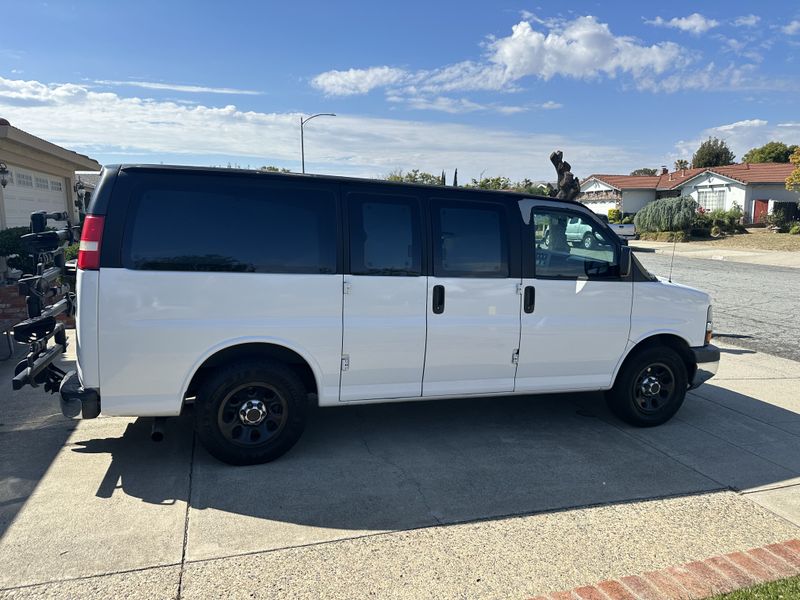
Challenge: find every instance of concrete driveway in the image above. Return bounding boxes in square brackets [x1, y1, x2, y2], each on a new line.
[1, 335, 799, 598]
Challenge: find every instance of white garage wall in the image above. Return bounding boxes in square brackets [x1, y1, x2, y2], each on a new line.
[620, 190, 656, 213]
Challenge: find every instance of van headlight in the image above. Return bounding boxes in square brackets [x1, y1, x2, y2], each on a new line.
[705, 305, 713, 345]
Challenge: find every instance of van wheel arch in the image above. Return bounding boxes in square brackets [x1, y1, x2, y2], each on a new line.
[616, 334, 696, 387]
[184, 343, 318, 405]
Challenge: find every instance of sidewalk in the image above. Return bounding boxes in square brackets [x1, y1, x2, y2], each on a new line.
[1, 335, 799, 599]
[631, 240, 800, 269]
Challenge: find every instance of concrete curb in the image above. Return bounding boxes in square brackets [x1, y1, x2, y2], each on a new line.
[529, 539, 800, 600]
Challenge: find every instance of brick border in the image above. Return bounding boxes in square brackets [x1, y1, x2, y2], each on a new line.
[529, 539, 800, 600]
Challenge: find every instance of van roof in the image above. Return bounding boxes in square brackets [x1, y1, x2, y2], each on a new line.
[113, 163, 585, 208]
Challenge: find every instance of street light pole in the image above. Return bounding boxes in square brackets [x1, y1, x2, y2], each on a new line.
[300, 113, 335, 173]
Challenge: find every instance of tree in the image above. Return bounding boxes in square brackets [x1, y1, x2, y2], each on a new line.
[385, 169, 443, 185]
[466, 176, 548, 195]
[634, 196, 699, 233]
[260, 165, 292, 173]
[742, 141, 799, 164]
[674, 159, 689, 171]
[630, 168, 658, 176]
[453, 168, 458, 187]
[440, 170, 446, 185]
[691, 137, 736, 168]
[786, 147, 800, 192]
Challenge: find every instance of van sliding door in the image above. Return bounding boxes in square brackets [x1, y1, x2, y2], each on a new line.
[422, 196, 522, 397]
[339, 188, 427, 401]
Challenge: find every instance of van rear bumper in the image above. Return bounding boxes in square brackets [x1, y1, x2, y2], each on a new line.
[689, 344, 720, 389]
[59, 370, 100, 419]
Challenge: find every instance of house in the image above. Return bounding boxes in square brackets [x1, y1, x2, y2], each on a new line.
[580, 163, 799, 223]
[0, 118, 101, 229]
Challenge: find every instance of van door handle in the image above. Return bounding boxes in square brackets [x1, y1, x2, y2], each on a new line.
[432, 285, 445, 314]
[523, 286, 535, 314]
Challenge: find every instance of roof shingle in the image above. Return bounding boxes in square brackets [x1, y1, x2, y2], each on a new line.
[582, 163, 795, 192]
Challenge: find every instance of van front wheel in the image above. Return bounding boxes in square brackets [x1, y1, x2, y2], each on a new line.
[195, 360, 307, 465]
[606, 346, 688, 427]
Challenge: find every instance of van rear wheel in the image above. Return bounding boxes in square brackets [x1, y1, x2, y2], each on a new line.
[606, 346, 688, 427]
[194, 360, 307, 465]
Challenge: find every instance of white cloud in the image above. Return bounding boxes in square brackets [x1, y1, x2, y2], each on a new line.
[538, 100, 562, 110]
[672, 119, 797, 164]
[646, 13, 720, 34]
[487, 18, 684, 81]
[387, 94, 560, 114]
[783, 20, 800, 35]
[93, 80, 262, 95]
[311, 66, 407, 96]
[0, 75, 638, 182]
[732, 15, 760, 27]
[715, 119, 768, 132]
[312, 16, 688, 104]
[635, 62, 797, 93]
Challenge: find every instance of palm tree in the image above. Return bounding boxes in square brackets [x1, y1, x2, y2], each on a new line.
[674, 159, 689, 171]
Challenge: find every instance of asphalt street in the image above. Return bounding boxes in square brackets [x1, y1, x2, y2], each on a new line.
[636, 251, 800, 362]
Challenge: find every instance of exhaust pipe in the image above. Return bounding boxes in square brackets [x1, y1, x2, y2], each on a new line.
[151, 417, 166, 442]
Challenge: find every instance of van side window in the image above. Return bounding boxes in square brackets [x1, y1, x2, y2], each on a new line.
[124, 182, 337, 274]
[432, 200, 509, 278]
[532, 208, 619, 279]
[348, 193, 422, 276]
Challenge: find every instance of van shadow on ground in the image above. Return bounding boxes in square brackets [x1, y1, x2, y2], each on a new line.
[69, 384, 800, 533]
[0, 348, 79, 541]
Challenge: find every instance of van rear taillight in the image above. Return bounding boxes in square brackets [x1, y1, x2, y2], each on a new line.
[77, 215, 105, 270]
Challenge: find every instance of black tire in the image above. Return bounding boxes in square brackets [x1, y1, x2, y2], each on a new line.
[582, 232, 595, 250]
[606, 346, 688, 427]
[194, 360, 307, 465]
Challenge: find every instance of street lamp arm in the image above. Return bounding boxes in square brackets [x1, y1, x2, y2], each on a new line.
[301, 112, 336, 125]
[299, 113, 336, 174]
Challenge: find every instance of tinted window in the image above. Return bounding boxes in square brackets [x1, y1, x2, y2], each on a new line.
[348, 193, 421, 276]
[124, 180, 337, 274]
[433, 200, 508, 277]
[533, 208, 618, 279]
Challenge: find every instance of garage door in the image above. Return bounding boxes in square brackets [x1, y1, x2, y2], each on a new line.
[3, 165, 68, 228]
[582, 201, 616, 217]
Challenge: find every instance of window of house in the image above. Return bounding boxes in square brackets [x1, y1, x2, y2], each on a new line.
[35, 176, 49, 190]
[348, 193, 422, 276]
[16, 173, 33, 188]
[697, 189, 725, 211]
[50, 180, 63, 192]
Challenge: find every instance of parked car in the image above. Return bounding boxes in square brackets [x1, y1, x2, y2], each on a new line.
[58, 165, 718, 465]
[594, 214, 637, 241]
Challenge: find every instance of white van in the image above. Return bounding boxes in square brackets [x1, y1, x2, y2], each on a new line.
[60, 165, 719, 465]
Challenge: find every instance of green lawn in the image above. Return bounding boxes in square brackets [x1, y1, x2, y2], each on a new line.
[707, 575, 800, 599]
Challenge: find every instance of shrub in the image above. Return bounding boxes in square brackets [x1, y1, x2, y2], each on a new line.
[766, 209, 788, 231]
[634, 196, 698, 233]
[621, 215, 635, 224]
[693, 211, 712, 230]
[607, 208, 622, 223]
[790, 223, 800, 235]
[638, 231, 688, 242]
[710, 225, 723, 237]
[0, 226, 37, 273]
[64, 244, 79, 261]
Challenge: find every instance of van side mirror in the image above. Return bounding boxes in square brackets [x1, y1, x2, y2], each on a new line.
[620, 246, 632, 278]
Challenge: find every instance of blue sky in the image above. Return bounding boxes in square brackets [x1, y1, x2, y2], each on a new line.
[1, 0, 798, 181]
